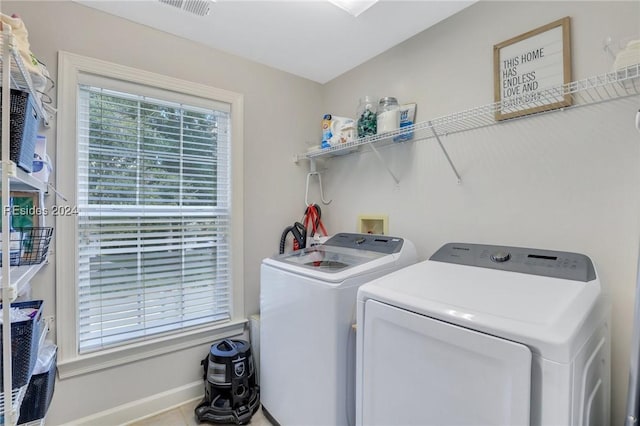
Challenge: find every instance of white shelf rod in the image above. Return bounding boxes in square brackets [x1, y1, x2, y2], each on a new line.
[366, 141, 400, 184]
[429, 121, 461, 184]
[1, 23, 17, 426]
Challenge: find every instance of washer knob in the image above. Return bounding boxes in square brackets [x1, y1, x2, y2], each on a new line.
[490, 251, 511, 263]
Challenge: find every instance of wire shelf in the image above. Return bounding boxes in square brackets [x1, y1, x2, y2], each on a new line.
[0, 31, 49, 126]
[0, 386, 27, 426]
[0, 229, 53, 268]
[0, 25, 52, 425]
[300, 63, 640, 160]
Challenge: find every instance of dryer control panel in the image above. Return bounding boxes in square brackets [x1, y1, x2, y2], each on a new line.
[324, 233, 404, 254]
[430, 242, 596, 282]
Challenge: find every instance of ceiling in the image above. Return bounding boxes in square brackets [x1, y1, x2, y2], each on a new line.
[74, 0, 476, 84]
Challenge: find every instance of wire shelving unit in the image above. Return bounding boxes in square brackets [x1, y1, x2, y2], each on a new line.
[0, 24, 50, 426]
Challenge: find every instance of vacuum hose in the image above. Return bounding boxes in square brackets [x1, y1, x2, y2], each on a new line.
[278, 204, 326, 254]
[279, 222, 306, 254]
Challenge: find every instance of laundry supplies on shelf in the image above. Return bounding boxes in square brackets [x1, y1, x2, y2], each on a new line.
[356, 96, 377, 137]
[393, 103, 416, 142]
[376, 96, 400, 134]
[322, 114, 356, 149]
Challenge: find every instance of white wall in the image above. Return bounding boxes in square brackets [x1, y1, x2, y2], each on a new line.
[6, 1, 322, 424]
[320, 1, 640, 425]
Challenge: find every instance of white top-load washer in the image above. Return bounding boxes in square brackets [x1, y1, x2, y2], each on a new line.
[260, 233, 417, 426]
[356, 242, 611, 426]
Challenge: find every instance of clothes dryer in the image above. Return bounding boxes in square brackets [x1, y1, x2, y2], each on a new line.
[356, 242, 611, 426]
[260, 233, 417, 426]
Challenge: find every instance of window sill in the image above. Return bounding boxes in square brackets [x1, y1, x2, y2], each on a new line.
[57, 319, 247, 379]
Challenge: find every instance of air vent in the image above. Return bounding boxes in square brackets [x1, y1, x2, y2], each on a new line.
[158, 0, 212, 17]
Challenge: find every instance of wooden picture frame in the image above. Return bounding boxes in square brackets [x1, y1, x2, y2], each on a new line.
[493, 17, 572, 121]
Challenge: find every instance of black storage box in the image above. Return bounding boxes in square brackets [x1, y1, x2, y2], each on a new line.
[0, 300, 43, 389]
[0, 88, 39, 173]
[18, 348, 56, 424]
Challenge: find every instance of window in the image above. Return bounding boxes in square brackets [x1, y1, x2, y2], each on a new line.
[77, 84, 232, 352]
[57, 52, 245, 375]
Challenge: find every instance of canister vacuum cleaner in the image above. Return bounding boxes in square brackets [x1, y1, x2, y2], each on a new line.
[195, 339, 260, 424]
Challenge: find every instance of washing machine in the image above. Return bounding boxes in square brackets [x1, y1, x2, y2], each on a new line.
[260, 233, 417, 426]
[356, 242, 611, 426]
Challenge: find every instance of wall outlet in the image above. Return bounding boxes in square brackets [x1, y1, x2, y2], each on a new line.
[358, 214, 389, 235]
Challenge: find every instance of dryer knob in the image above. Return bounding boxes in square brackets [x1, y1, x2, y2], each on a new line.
[490, 251, 511, 263]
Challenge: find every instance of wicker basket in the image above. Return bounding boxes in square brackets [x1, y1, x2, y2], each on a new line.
[0, 300, 43, 389]
[18, 349, 56, 424]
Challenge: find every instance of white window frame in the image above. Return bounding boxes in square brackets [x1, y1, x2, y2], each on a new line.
[56, 51, 245, 378]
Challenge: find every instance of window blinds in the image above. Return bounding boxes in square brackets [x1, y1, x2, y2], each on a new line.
[77, 83, 232, 353]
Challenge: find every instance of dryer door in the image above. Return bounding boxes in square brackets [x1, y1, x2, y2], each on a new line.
[360, 300, 532, 426]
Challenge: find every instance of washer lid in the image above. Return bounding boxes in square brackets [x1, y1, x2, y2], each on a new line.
[272, 244, 385, 270]
[358, 258, 607, 362]
[264, 244, 394, 283]
[263, 233, 413, 283]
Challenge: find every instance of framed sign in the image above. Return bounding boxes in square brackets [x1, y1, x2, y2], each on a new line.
[493, 17, 572, 121]
[4, 192, 40, 228]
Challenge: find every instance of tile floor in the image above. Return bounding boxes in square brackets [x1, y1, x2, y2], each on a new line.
[128, 398, 273, 426]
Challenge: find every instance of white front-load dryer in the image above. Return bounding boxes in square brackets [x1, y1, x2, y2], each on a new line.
[356, 242, 611, 426]
[260, 233, 417, 426]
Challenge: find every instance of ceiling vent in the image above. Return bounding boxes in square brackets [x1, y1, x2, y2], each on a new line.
[158, 0, 212, 17]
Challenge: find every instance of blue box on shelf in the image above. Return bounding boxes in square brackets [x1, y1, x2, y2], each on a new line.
[0, 300, 44, 389]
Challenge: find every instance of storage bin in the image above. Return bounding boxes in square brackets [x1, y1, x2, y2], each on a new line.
[16, 227, 53, 266]
[0, 88, 39, 173]
[0, 227, 53, 267]
[0, 300, 43, 389]
[17, 348, 56, 424]
[0, 229, 23, 266]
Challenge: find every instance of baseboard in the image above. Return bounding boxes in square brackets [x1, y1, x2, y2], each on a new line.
[59, 380, 203, 426]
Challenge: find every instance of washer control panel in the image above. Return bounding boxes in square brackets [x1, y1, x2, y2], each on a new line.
[430, 242, 596, 282]
[324, 233, 404, 254]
